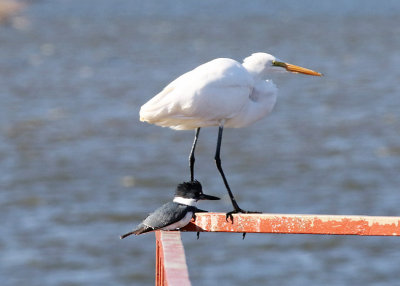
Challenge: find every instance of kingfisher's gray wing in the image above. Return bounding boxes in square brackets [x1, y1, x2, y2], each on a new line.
[120, 203, 196, 238]
[143, 202, 194, 229]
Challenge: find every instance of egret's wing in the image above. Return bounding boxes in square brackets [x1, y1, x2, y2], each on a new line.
[142, 202, 192, 230]
[224, 79, 278, 128]
[140, 58, 254, 130]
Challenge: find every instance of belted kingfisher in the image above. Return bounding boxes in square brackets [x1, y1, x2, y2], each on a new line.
[120, 180, 219, 238]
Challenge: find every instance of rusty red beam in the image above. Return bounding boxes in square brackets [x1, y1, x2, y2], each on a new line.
[181, 213, 400, 236]
[155, 213, 400, 284]
[155, 230, 191, 286]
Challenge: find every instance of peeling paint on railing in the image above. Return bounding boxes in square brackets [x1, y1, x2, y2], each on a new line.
[155, 213, 400, 285]
[181, 213, 400, 236]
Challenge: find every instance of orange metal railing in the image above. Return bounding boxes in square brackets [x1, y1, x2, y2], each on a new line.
[155, 212, 400, 285]
[155, 230, 191, 286]
[182, 212, 400, 236]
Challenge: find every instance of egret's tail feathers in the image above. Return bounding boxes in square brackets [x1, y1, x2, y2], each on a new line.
[140, 86, 176, 123]
[141, 101, 217, 130]
[139, 87, 222, 129]
[139, 103, 170, 125]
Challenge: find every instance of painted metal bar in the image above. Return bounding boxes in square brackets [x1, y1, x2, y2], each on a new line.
[155, 213, 400, 284]
[155, 230, 191, 286]
[181, 213, 400, 236]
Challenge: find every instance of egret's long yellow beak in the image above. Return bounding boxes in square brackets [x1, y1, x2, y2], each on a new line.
[273, 61, 323, 76]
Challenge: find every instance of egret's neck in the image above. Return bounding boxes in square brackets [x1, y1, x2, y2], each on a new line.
[242, 60, 265, 79]
[173, 196, 196, 206]
[242, 53, 278, 80]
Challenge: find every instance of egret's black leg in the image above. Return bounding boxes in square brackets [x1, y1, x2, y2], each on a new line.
[214, 125, 260, 223]
[189, 128, 201, 182]
[214, 126, 241, 210]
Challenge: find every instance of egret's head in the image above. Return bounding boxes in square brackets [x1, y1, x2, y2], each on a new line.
[243, 52, 322, 78]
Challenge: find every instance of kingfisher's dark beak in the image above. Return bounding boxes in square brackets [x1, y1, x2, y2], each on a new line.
[198, 193, 220, 200]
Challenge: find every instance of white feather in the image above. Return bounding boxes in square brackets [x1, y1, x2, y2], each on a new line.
[173, 196, 196, 206]
[161, 211, 193, 231]
[139, 56, 277, 130]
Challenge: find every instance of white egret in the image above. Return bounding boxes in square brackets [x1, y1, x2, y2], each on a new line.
[140, 52, 322, 218]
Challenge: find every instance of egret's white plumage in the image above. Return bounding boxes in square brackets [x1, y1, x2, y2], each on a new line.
[140, 53, 283, 130]
[139, 52, 322, 215]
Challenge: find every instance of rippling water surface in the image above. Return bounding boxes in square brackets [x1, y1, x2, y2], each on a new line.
[1, 1, 400, 285]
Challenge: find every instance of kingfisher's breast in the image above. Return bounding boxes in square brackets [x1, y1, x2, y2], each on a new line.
[161, 211, 193, 231]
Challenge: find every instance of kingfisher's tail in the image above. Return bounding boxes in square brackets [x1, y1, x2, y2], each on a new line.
[120, 231, 135, 239]
[120, 225, 153, 239]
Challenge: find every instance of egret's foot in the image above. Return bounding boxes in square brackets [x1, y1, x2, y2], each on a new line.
[225, 209, 261, 223]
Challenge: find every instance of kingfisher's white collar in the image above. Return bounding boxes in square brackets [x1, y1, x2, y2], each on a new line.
[173, 196, 196, 206]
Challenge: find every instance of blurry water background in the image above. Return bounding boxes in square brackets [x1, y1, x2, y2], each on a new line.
[1, 0, 400, 285]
